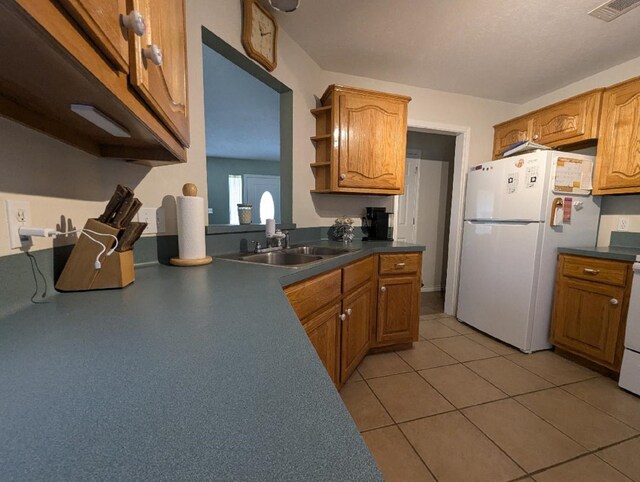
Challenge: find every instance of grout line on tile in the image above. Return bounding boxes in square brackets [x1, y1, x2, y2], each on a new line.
[557, 382, 640, 431]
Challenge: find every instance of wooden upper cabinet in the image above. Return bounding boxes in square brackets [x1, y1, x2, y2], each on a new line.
[531, 90, 602, 147]
[492, 90, 602, 159]
[493, 117, 531, 159]
[130, 0, 189, 147]
[58, 0, 129, 73]
[1, 1, 187, 164]
[594, 76, 640, 195]
[311, 85, 410, 195]
[337, 92, 406, 191]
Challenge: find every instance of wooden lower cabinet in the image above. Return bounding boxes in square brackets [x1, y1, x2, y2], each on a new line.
[340, 282, 373, 383]
[284, 251, 422, 388]
[377, 276, 419, 345]
[550, 254, 632, 372]
[302, 303, 341, 385]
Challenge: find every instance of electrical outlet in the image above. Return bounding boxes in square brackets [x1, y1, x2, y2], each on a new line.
[5, 200, 33, 249]
[618, 217, 630, 231]
[137, 207, 165, 234]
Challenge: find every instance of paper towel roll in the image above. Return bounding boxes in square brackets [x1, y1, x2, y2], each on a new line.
[176, 195, 206, 260]
[266, 218, 276, 237]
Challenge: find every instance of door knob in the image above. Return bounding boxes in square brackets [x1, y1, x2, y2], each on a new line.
[380, 286, 386, 292]
[346, 308, 352, 316]
[143, 44, 163, 66]
[339, 313, 346, 321]
[610, 298, 619, 305]
[121, 10, 146, 36]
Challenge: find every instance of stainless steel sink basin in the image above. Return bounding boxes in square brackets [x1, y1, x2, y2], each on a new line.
[284, 246, 351, 256]
[240, 252, 323, 266]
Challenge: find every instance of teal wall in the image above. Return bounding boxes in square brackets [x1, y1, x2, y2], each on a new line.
[207, 157, 280, 224]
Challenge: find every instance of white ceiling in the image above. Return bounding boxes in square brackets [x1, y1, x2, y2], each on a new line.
[274, 0, 640, 103]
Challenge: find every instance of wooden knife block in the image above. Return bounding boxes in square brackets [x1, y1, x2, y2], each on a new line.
[55, 219, 135, 292]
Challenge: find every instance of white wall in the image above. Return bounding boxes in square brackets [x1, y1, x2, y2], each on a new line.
[508, 55, 640, 246]
[416, 160, 450, 291]
[0, 1, 523, 257]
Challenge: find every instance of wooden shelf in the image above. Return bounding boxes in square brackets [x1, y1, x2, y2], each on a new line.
[310, 134, 331, 142]
[311, 105, 332, 116]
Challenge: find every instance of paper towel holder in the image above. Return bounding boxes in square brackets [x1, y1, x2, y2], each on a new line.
[170, 183, 213, 267]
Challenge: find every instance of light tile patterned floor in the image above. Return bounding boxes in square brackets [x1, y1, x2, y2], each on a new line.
[340, 315, 640, 482]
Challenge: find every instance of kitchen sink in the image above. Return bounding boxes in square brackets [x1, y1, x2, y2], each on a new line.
[240, 252, 323, 266]
[284, 246, 351, 256]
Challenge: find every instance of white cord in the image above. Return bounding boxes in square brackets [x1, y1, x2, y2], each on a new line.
[74, 231, 106, 269]
[55, 228, 119, 270]
[56, 228, 119, 255]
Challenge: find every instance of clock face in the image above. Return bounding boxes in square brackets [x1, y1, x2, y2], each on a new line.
[242, 0, 277, 71]
[251, 3, 275, 62]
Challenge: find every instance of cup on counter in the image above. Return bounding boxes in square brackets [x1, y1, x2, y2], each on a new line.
[238, 204, 252, 225]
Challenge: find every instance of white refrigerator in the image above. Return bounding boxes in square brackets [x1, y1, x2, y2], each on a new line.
[457, 151, 601, 352]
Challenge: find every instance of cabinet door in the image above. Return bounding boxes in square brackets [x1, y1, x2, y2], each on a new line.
[594, 77, 640, 194]
[129, 0, 189, 146]
[531, 90, 602, 147]
[377, 276, 419, 345]
[493, 117, 531, 159]
[303, 303, 341, 385]
[58, 0, 129, 73]
[551, 278, 626, 370]
[337, 93, 407, 191]
[340, 282, 373, 383]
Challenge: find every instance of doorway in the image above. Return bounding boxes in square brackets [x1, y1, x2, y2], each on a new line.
[394, 121, 470, 316]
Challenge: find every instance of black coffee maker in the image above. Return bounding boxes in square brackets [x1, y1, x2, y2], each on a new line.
[362, 207, 394, 241]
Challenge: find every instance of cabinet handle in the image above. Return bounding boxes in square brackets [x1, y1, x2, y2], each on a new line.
[533, 134, 539, 140]
[339, 313, 346, 321]
[394, 262, 406, 269]
[121, 10, 146, 36]
[143, 44, 163, 66]
[610, 298, 619, 305]
[380, 286, 386, 292]
[346, 308, 352, 316]
[583, 268, 600, 275]
[339, 173, 346, 180]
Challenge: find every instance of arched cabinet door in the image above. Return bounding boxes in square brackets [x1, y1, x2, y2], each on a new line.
[594, 77, 640, 195]
[129, 0, 189, 147]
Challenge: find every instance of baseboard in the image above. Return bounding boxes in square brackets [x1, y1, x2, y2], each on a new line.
[421, 285, 442, 293]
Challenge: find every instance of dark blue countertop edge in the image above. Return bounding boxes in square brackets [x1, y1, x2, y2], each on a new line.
[558, 246, 640, 262]
[0, 240, 423, 481]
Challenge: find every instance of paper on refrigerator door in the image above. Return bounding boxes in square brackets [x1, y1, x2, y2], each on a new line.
[553, 158, 593, 193]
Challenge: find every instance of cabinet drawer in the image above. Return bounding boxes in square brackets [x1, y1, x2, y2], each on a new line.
[561, 255, 630, 287]
[379, 253, 421, 275]
[284, 270, 342, 321]
[343, 256, 374, 293]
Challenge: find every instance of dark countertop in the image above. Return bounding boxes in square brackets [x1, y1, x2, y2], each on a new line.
[0, 240, 423, 481]
[558, 246, 640, 262]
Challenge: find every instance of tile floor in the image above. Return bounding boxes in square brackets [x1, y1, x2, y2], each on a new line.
[340, 313, 640, 482]
[420, 291, 445, 316]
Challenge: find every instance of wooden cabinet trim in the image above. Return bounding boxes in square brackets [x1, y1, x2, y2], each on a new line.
[284, 270, 342, 321]
[379, 253, 421, 275]
[561, 255, 630, 287]
[342, 256, 374, 293]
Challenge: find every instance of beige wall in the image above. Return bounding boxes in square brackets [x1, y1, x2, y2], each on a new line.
[0, 0, 519, 257]
[507, 55, 640, 246]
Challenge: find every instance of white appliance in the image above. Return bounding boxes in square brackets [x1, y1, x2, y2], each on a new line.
[457, 151, 601, 352]
[619, 258, 640, 395]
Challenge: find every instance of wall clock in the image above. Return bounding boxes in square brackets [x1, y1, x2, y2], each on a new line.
[241, 0, 278, 72]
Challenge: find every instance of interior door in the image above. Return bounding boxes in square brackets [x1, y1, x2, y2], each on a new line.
[244, 175, 281, 224]
[395, 158, 420, 243]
